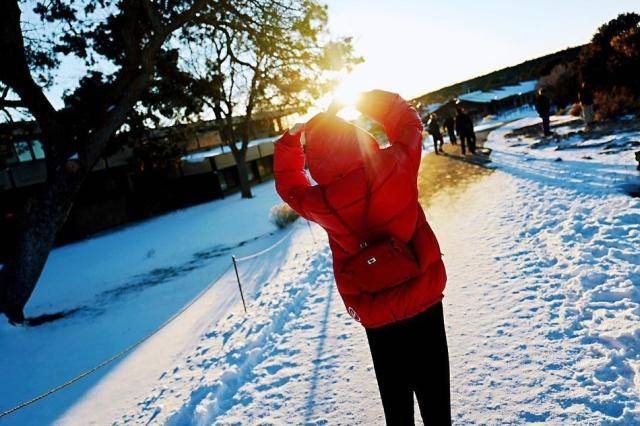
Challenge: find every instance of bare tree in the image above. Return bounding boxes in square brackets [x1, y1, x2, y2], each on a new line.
[0, 0, 229, 324]
[182, 0, 362, 198]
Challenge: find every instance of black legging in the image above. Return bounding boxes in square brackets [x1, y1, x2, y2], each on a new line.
[366, 302, 451, 425]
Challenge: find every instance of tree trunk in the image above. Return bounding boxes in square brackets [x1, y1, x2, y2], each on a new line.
[0, 164, 79, 324]
[232, 149, 253, 199]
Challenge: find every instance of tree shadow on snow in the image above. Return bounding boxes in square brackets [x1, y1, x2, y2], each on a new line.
[25, 307, 84, 326]
[23, 230, 280, 326]
[303, 281, 335, 423]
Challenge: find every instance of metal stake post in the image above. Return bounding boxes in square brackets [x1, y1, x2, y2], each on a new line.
[231, 255, 247, 313]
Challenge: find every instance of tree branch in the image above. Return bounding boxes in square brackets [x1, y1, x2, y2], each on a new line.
[0, 99, 25, 108]
[0, 1, 58, 132]
[82, 0, 213, 167]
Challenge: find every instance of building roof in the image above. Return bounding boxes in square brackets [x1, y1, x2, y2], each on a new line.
[142, 108, 298, 140]
[457, 80, 537, 104]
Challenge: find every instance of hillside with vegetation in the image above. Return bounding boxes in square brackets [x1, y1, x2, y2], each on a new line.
[412, 46, 583, 105]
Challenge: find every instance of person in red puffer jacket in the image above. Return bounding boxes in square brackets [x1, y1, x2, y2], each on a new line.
[274, 90, 450, 424]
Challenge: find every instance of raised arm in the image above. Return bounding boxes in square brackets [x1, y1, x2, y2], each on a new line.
[356, 90, 423, 173]
[273, 130, 311, 218]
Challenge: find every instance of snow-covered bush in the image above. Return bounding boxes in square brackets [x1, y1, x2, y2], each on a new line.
[269, 203, 299, 228]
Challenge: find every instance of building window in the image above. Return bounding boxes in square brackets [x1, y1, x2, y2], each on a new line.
[14, 141, 33, 162]
[32, 140, 45, 159]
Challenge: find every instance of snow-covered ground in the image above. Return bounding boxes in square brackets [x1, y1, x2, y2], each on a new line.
[0, 182, 288, 425]
[474, 104, 539, 132]
[2, 115, 639, 425]
[491, 115, 640, 168]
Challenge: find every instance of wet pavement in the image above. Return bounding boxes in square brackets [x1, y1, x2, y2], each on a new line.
[418, 134, 494, 208]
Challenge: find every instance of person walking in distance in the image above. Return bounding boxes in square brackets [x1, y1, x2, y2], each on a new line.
[579, 81, 595, 129]
[535, 88, 552, 137]
[427, 113, 445, 154]
[455, 105, 476, 155]
[274, 90, 450, 425]
[444, 113, 457, 145]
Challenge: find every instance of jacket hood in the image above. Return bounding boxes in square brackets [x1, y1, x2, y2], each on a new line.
[304, 113, 380, 186]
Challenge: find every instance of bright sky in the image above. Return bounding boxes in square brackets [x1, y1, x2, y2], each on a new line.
[39, 1, 639, 115]
[324, 0, 640, 100]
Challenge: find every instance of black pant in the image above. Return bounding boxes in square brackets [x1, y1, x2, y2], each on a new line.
[447, 128, 456, 144]
[467, 132, 477, 154]
[366, 302, 451, 425]
[541, 115, 551, 136]
[459, 133, 476, 155]
[432, 134, 444, 153]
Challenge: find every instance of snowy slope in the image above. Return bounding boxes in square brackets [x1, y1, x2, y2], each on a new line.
[0, 182, 288, 425]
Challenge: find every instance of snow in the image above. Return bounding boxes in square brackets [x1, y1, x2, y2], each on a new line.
[490, 116, 640, 170]
[474, 104, 539, 132]
[0, 181, 287, 425]
[2, 114, 640, 424]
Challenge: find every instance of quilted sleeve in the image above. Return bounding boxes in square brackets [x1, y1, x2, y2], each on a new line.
[273, 130, 311, 218]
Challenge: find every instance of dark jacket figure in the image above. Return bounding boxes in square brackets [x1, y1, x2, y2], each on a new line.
[455, 108, 476, 155]
[443, 115, 456, 144]
[427, 114, 444, 154]
[578, 85, 594, 106]
[535, 89, 551, 136]
[579, 83, 595, 125]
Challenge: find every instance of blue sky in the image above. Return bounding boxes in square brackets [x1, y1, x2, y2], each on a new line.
[324, 0, 640, 98]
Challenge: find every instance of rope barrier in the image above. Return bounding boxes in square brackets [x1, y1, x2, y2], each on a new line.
[0, 263, 233, 418]
[0, 218, 315, 418]
[234, 228, 296, 262]
[0, 220, 319, 419]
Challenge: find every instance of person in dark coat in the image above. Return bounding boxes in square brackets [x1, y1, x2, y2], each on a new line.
[535, 88, 552, 137]
[427, 113, 444, 154]
[443, 114, 457, 145]
[578, 82, 594, 127]
[455, 106, 476, 155]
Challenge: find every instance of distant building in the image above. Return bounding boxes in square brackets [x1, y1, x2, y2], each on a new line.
[0, 109, 296, 245]
[417, 80, 537, 121]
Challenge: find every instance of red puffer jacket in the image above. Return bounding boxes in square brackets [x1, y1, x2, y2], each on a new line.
[274, 90, 446, 328]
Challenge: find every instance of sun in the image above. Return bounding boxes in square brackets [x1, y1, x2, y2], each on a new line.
[331, 78, 364, 120]
[333, 81, 362, 106]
